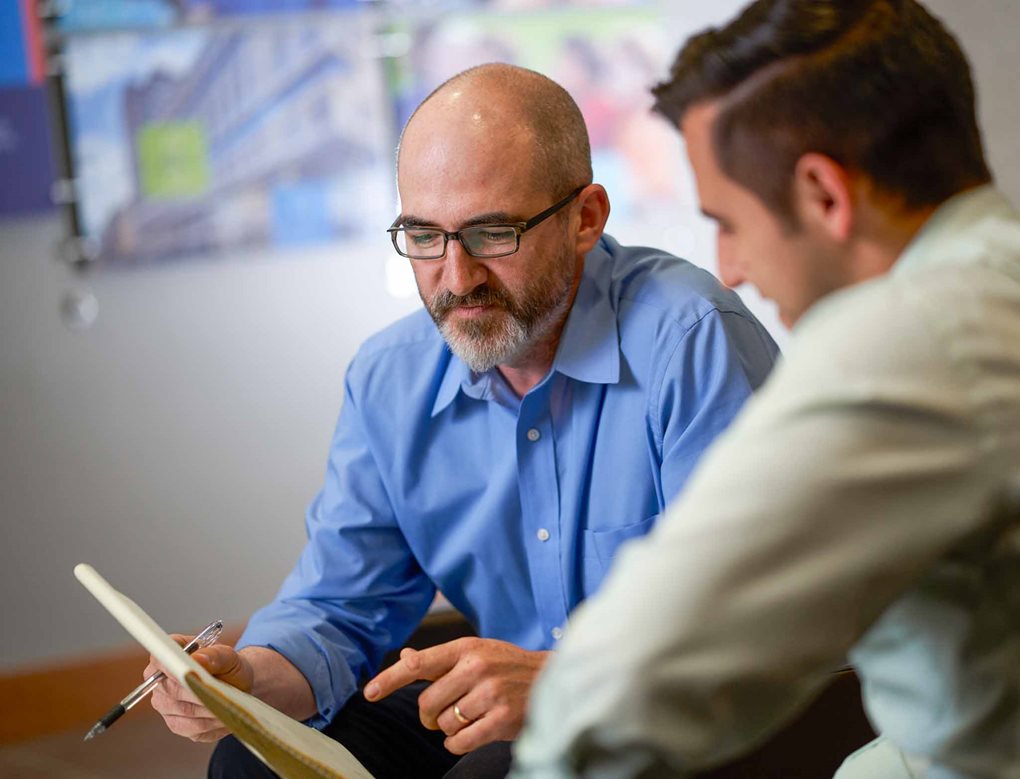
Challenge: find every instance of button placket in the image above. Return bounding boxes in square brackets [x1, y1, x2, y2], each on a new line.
[516, 399, 569, 644]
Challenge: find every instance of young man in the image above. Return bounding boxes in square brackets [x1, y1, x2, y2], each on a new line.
[513, 2, 1020, 777]
[146, 64, 778, 779]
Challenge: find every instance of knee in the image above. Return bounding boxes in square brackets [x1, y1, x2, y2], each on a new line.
[208, 735, 275, 779]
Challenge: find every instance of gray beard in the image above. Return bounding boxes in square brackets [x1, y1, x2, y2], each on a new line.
[437, 293, 568, 373]
[425, 249, 575, 374]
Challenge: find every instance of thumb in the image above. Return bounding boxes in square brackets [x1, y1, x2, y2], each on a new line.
[192, 645, 254, 692]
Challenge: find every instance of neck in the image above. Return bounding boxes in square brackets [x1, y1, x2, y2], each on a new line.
[496, 311, 568, 397]
[848, 193, 938, 285]
[497, 270, 584, 397]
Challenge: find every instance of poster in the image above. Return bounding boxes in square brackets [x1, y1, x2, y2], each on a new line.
[0, 85, 56, 216]
[388, 7, 695, 242]
[62, 12, 394, 264]
[0, 0, 55, 218]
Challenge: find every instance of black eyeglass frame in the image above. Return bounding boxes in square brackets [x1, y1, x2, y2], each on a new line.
[387, 185, 586, 260]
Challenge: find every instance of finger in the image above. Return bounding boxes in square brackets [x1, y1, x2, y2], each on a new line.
[364, 644, 460, 702]
[433, 676, 500, 737]
[151, 681, 207, 714]
[443, 712, 505, 756]
[143, 659, 177, 687]
[415, 664, 478, 731]
[143, 634, 190, 679]
[192, 645, 252, 691]
[435, 696, 478, 737]
[151, 675, 205, 709]
[142, 657, 172, 680]
[161, 713, 229, 742]
[152, 693, 214, 720]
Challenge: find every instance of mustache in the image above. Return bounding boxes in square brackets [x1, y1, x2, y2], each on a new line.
[429, 285, 513, 319]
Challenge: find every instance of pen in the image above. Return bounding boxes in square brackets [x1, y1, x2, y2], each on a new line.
[83, 619, 223, 741]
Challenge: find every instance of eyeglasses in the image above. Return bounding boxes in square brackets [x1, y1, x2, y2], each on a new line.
[387, 186, 585, 260]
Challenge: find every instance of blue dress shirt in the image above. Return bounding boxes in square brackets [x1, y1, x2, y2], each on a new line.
[237, 235, 779, 726]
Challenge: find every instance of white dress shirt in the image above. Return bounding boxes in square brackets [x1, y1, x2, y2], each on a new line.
[510, 186, 1020, 779]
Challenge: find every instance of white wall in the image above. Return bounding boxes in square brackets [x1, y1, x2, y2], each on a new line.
[1, 0, 1018, 670]
[0, 228, 421, 668]
[928, 0, 1020, 204]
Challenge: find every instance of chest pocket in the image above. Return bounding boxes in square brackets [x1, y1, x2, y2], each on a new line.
[582, 514, 658, 595]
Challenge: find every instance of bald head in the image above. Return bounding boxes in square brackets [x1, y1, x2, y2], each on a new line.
[399, 63, 592, 200]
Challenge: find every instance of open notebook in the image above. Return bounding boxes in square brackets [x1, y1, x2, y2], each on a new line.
[74, 564, 375, 779]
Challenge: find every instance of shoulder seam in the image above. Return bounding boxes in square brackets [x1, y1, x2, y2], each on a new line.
[620, 294, 756, 335]
[648, 308, 735, 450]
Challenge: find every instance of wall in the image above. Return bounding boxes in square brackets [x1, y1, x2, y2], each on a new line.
[928, 0, 1020, 202]
[1, 0, 1018, 670]
[0, 229, 419, 668]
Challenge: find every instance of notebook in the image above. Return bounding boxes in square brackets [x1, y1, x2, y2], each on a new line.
[74, 564, 375, 779]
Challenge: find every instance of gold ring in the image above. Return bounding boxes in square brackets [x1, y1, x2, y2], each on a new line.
[453, 702, 473, 725]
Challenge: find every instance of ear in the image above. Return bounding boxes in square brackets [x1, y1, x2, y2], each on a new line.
[573, 184, 611, 258]
[792, 153, 854, 242]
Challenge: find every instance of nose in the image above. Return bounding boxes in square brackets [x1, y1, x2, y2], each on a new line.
[442, 239, 488, 297]
[716, 237, 745, 289]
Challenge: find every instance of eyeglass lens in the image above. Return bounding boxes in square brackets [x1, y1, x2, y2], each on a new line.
[396, 225, 519, 259]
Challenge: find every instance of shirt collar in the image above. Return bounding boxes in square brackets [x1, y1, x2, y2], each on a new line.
[895, 184, 1014, 275]
[550, 240, 621, 385]
[795, 185, 1014, 336]
[432, 351, 470, 417]
[430, 239, 621, 417]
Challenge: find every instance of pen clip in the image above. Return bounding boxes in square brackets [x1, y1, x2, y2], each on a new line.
[182, 620, 224, 654]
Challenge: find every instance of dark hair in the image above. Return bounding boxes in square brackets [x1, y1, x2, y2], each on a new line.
[652, 0, 991, 223]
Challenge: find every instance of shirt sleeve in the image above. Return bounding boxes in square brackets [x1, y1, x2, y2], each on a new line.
[655, 308, 779, 504]
[511, 289, 997, 777]
[237, 365, 436, 728]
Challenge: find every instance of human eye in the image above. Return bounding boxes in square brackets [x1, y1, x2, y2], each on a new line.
[476, 226, 517, 244]
[407, 229, 442, 247]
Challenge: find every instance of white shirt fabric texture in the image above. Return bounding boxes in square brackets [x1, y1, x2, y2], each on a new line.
[510, 185, 1020, 779]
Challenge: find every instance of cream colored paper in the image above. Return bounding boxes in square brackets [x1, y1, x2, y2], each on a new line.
[74, 564, 375, 779]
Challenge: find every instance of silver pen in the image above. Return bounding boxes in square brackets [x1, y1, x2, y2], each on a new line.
[83, 619, 224, 741]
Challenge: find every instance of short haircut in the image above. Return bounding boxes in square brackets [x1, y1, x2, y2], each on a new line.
[401, 63, 593, 201]
[652, 0, 992, 223]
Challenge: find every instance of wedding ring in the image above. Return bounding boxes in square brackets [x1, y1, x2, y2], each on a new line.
[453, 702, 473, 725]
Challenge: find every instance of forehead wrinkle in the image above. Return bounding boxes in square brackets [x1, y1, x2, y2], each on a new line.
[398, 210, 522, 230]
[397, 128, 539, 225]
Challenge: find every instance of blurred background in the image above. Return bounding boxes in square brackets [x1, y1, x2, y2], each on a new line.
[0, 0, 1018, 766]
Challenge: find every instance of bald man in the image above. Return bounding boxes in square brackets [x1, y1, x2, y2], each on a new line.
[147, 64, 778, 779]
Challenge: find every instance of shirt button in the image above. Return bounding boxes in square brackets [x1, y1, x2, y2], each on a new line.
[551, 627, 564, 641]
[536, 528, 550, 542]
[526, 428, 541, 442]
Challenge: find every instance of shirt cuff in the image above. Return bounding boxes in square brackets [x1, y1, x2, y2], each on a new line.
[237, 624, 357, 730]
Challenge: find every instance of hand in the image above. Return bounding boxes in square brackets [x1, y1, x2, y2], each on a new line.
[364, 637, 550, 755]
[147, 635, 254, 743]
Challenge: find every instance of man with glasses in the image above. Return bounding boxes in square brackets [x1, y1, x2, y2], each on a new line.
[148, 63, 778, 779]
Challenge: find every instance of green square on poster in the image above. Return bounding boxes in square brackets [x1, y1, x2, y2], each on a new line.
[137, 122, 210, 199]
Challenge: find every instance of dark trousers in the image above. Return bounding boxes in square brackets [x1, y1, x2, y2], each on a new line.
[208, 681, 512, 779]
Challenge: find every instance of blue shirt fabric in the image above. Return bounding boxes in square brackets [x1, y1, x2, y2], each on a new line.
[237, 234, 779, 727]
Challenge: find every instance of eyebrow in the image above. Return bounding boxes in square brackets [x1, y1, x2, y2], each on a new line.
[398, 211, 524, 229]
